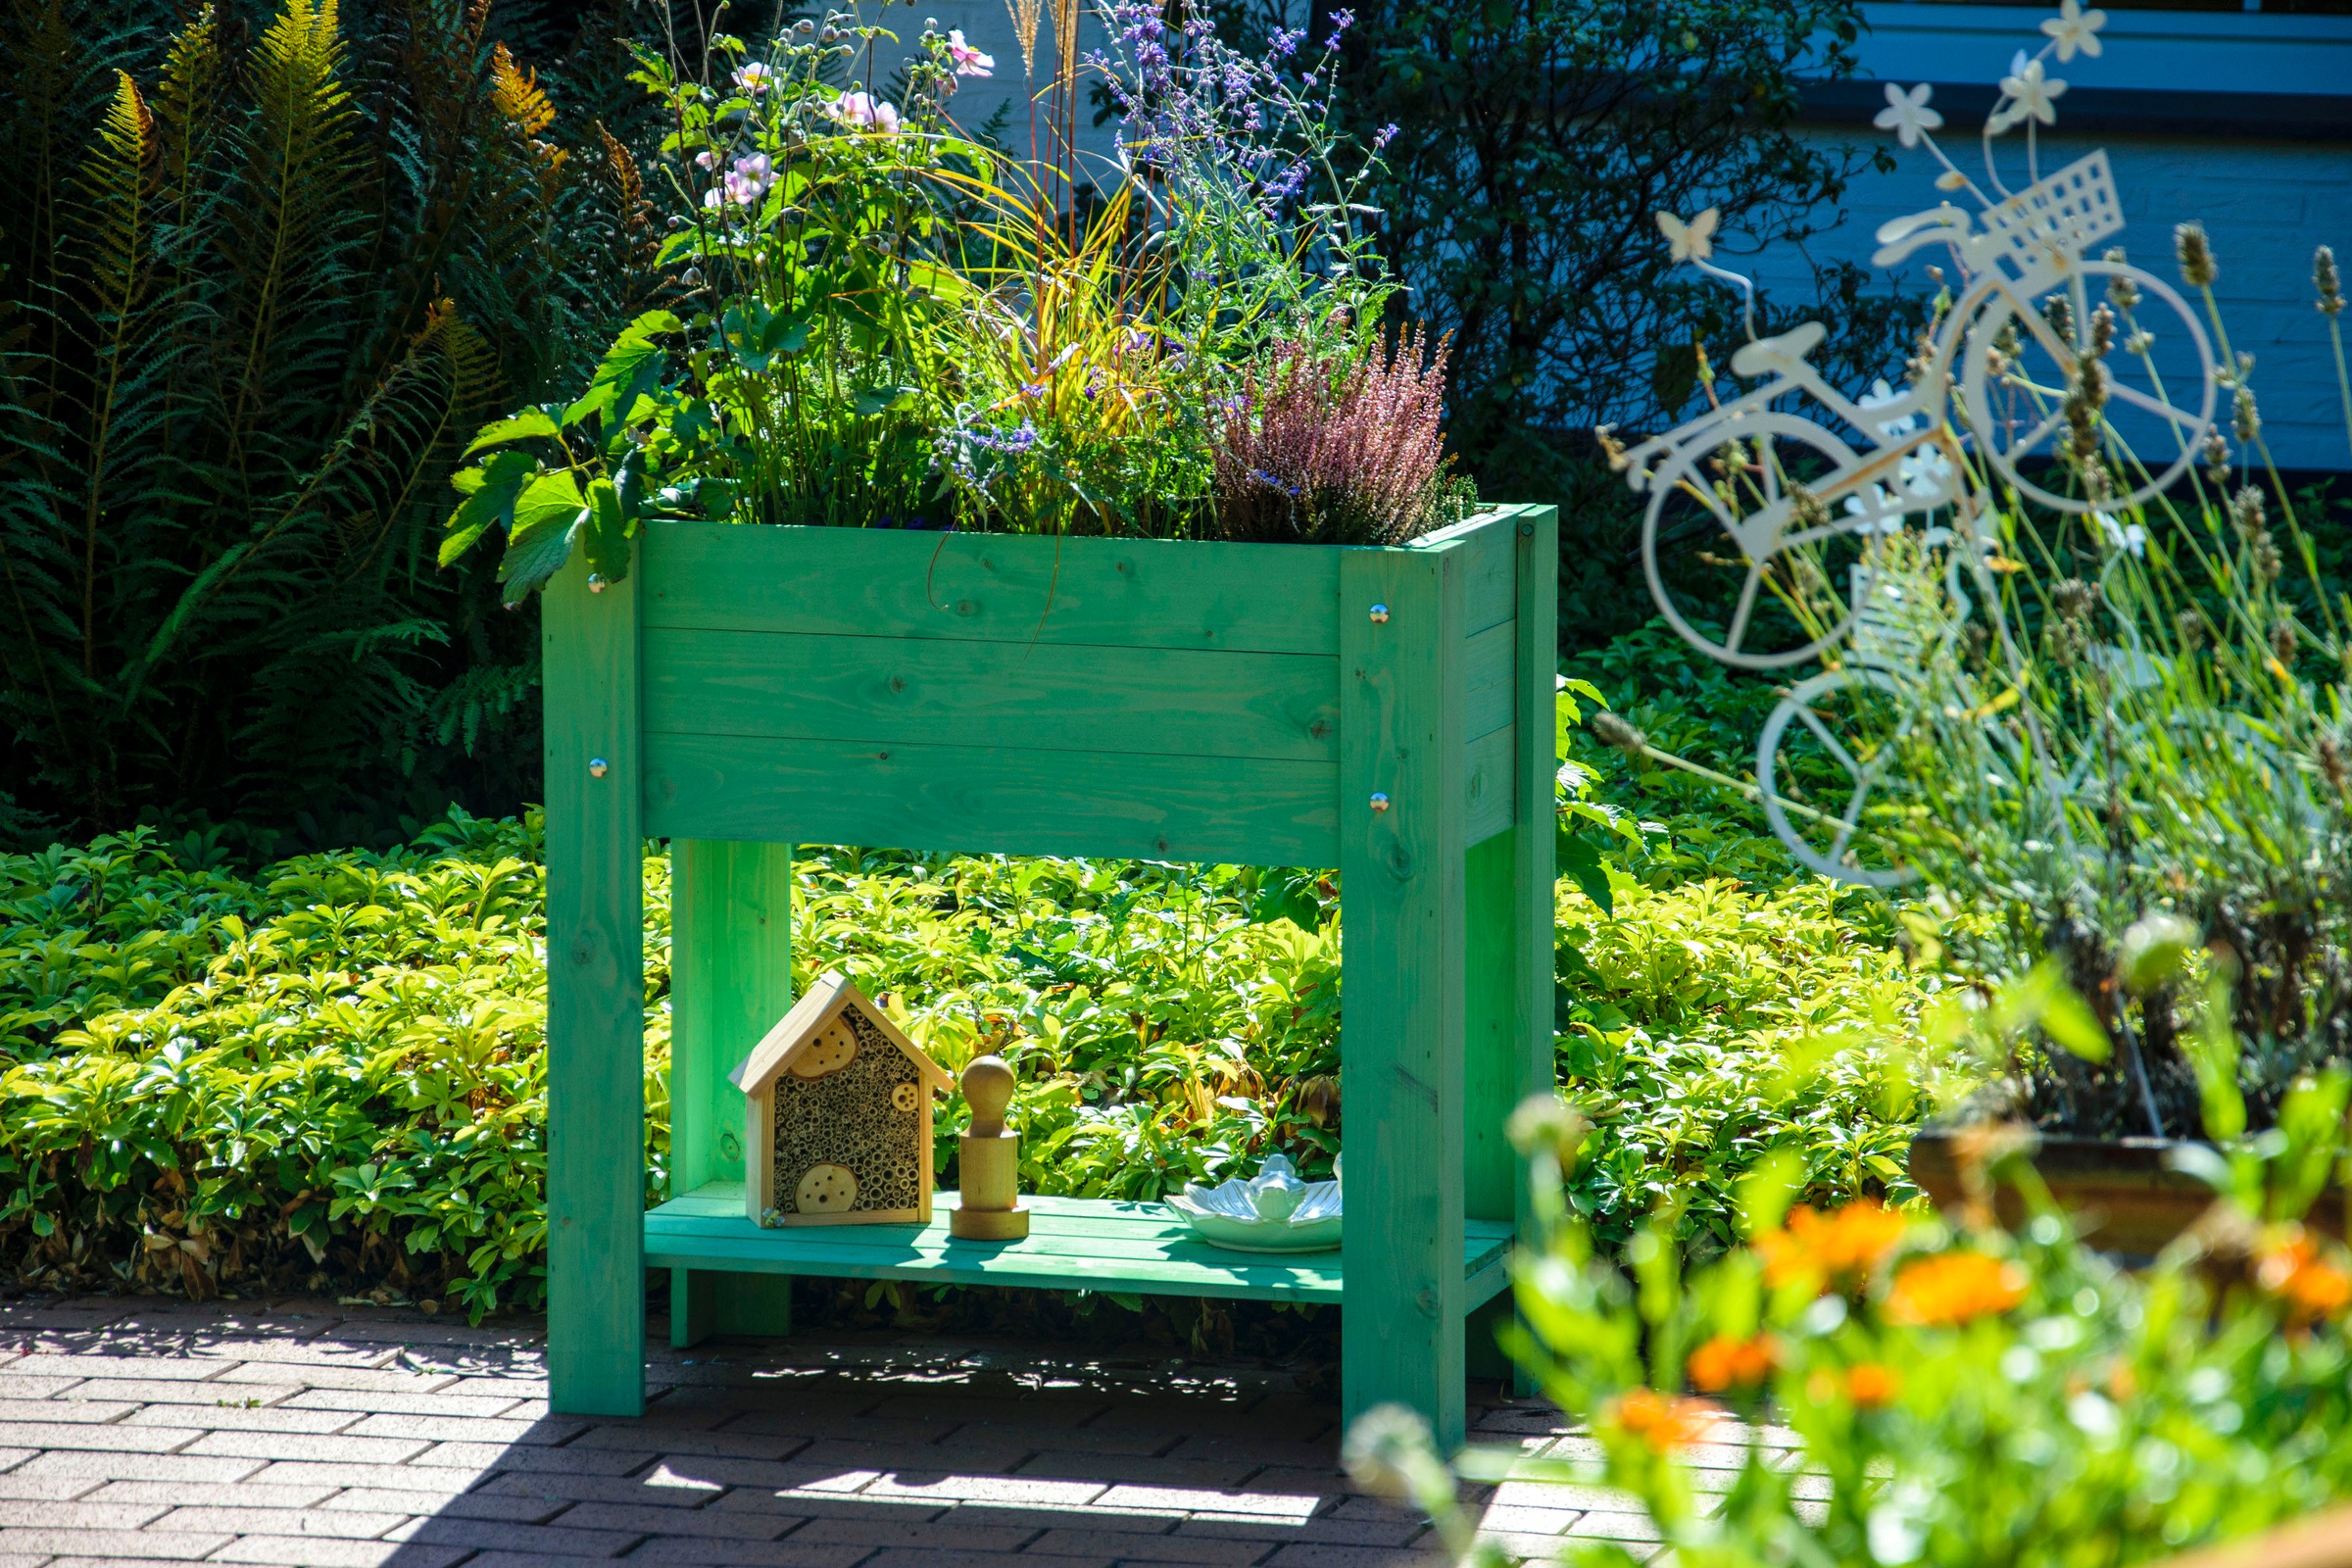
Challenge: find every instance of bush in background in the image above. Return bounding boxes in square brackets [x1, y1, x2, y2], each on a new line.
[0, 0, 676, 848]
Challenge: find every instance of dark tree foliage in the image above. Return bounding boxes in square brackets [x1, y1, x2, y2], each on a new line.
[0, 0, 680, 850]
[1299, 0, 1924, 647]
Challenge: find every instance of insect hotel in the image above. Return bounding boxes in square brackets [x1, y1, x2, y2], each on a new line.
[541, 507, 1557, 1448]
[728, 971, 953, 1226]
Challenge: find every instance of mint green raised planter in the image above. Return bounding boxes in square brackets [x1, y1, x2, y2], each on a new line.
[541, 505, 1558, 1446]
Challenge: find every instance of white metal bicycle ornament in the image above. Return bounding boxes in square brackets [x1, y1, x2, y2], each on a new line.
[1624, 0, 2221, 886]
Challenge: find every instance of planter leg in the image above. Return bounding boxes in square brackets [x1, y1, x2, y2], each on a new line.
[1339, 546, 1468, 1450]
[546, 551, 646, 1418]
[672, 1268, 794, 1348]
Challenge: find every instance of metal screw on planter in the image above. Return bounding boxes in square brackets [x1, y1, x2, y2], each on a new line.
[588, 574, 606, 593]
[1369, 793, 1391, 813]
[588, 758, 610, 778]
[1368, 603, 1389, 623]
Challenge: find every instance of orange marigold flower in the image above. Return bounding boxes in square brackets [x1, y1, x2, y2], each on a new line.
[1687, 1333, 1777, 1392]
[1752, 1200, 1908, 1291]
[2257, 1234, 2352, 1324]
[1605, 1388, 1722, 1454]
[1886, 1250, 2027, 1325]
[1846, 1363, 1901, 1406]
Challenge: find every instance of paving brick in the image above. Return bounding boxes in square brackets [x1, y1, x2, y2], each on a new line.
[710, 1489, 938, 1522]
[866, 1394, 1108, 1428]
[280, 1388, 532, 1419]
[473, 1470, 727, 1508]
[0, 1555, 49, 1568]
[206, 1538, 465, 1568]
[1161, 1436, 1337, 1470]
[784, 1516, 1041, 1550]
[1176, 1519, 1418, 1548]
[402, 1439, 650, 1474]
[86, 1481, 340, 1509]
[0, 1501, 171, 1528]
[7, 1449, 265, 1484]
[1567, 1510, 1665, 1544]
[1099, 1486, 1325, 1522]
[458, 1554, 627, 1568]
[1262, 1545, 1443, 1566]
[622, 1542, 877, 1568]
[0, 1354, 237, 1383]
[148, 1505, 414, 1538]
[63, 1379, 305, 1407]
[0, 1424, 204, 1454]
[1489, 1482, 1641, 1513]
[0, 1470, 105, 1499]
[561, 1501, 799, 1539]
[642, 1456, 880, 1494]
[1466, 1504, 1581, 1537]
[124, 1403, 358, 1434]
[309, 1320, 544, 1352]
[1024, 1527, 1277, 1563]
[0, 1529, 230, 1560]
[568, 1425, 808, 1463]
[238, 1463, 472, 1495]
[331, 1412, 569, 1446]
[853, 1552, 1116, 1568]
[1090, 1398, 1334, 1444]
[181, 1433, 430, 1465]
[1019, 1452, 1260, 1489]
[322, 1487, 536, 1521]
[398, 1516, 647, 1557]
[211, 1365, 456, 1396]
[0, 1446, 30, 1473]
[784, 1436, 1031, 1475]
[861, 1472, 1110, 1507]
[0, 1373, 92, 1398]
[713, 1409, 962, 1443]
[0, 1302, 136, 1333]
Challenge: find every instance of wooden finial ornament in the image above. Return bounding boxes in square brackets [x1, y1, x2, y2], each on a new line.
[950, 1055, 1029, 1240]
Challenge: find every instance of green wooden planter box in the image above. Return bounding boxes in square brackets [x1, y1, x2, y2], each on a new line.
[541, 504, 1558, 1446]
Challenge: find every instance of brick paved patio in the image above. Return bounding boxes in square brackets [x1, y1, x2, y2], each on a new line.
[0, 1296, 1697, 1568]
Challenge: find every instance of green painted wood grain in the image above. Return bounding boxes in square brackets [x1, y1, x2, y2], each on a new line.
[644, 628, 1340, 763]
[1338, 535, 1469, 1449]
[643, 732, 1338, 864]
[671, 841, 797, 1195]
[543, 549, 647, 1417]
[641, 523, 1341, 655]
[669, 841, 798, 1348]
[1510, 506, 1563, 1397]
[644, 1184, 1513, 1303]
[1463, 829, 1520, 1228]
[1465, 724, 1515, 848]
[1463, 621, 1514, 744]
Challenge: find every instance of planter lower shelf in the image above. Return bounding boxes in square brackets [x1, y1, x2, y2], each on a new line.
[648, 1181, 1517, 1306]
[1909, 1132, 2345, 1256]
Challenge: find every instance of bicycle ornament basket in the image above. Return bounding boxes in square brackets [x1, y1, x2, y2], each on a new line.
[1973, 150, 2124, 285]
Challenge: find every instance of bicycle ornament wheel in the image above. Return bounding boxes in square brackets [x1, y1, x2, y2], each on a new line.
[1640, 412, 1874, 671]
[1960, 261, 2216, 514]
[1756, 667, 1920, 888]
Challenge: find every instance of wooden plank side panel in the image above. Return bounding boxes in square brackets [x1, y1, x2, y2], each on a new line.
[642, 523, 1341, 655]
[644, 627, 1340, 763]
[1511, 506, 1563, 1397]
[645, 732, 1338, 866]
[1415, 507, 1520, 636]
[1339, 541, 1469, 1449]
[1464, 620, 1514, 744]
[1465, 724, 1515, 848]
[543, 552, 647, 1417]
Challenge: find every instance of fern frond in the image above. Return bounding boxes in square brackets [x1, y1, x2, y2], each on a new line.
[488, 43, 557, 140]
[223, 0, 368, 490]
[150, 5, 223, 234]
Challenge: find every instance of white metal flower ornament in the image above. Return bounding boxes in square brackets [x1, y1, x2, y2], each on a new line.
[1622, 1, 2220, 885]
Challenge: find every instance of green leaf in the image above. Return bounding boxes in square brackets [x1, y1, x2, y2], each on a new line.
[438, 451, 536, 567]
[564, 310, 681, 429]
[496, 472, 588, 602]
[2039, 983, 2112, 1064]
[581, 475, 630, 585]
[1558, 824, 1614, 915]
[853, 383, 918, 416]
[462, 409, 562, 458]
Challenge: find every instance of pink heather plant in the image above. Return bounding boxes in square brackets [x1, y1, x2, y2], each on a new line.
[1212, 327, 1456, 544]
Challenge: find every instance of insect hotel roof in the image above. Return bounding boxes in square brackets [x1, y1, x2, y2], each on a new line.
[726, 970, 955, 1095]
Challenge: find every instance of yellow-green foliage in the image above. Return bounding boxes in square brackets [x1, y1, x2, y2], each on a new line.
[1556, 873, 1946, 1256]
[0, 811, 669, 1321]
